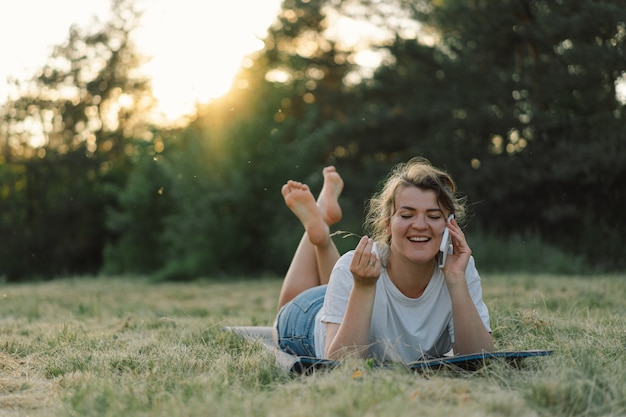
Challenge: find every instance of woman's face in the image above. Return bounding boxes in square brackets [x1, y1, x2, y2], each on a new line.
[388, 186, 448, 266]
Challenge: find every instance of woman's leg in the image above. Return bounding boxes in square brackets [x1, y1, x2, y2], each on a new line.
[276, 166, 343, 310]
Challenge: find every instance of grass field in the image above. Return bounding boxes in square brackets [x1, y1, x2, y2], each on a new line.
[1, 274, 625, 417]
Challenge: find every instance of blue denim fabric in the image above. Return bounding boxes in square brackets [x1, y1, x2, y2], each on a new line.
[275, 285, 327, 357]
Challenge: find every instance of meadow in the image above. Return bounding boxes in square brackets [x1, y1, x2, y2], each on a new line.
[1, 273, 624, 417]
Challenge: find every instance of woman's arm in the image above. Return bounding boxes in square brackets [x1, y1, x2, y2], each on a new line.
[324, 236, 380, 359]
[444, 218, 494, 355]
[448, 280, 493, 354]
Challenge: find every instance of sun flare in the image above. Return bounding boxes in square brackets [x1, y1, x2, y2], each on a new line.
[0, 0, 282, 124]
[136, 0, 281, 123]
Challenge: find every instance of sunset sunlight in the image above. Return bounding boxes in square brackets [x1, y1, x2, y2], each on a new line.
[0, 0, 282, 124]
[137, 0, 283, 123]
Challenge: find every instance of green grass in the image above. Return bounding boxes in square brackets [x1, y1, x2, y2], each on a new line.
[1, 274, 625, 416]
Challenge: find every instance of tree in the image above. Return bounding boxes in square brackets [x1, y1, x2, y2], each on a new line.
[0, 0, 154, 280]
[327, 0, 626, 269]
[104, 0, 366, 280]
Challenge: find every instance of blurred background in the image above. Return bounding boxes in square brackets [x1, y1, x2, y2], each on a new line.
[1, 0, 624, 281]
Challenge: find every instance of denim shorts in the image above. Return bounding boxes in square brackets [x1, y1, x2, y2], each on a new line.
[275, 285, 327, 357]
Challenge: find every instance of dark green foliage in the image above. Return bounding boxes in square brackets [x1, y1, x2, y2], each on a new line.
[12, 149, 107, 278]
[105, 0, 356, 280]
[0, 0, 154, 280]
[102, 137, 172, 274]
[1, 0, 624, 280]
[145, 74, 331, 280]
[328, 0, 626, 270]
[467, 228, 590, 275]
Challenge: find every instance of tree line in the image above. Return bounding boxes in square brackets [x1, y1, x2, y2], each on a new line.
[1, 0, 624, 281]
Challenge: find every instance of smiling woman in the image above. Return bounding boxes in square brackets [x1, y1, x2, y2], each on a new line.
[0, 0, 282, 124]
[273, 158, 493, 364]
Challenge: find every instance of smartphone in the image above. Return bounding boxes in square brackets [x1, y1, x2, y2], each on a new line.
[438, 214, 454, 269]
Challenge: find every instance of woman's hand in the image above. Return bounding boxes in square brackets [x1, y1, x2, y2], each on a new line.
[442, 218, 494, 354]
[327, 235, 380, 359]
[349, 236, 381, 287]
[442, 217, 472, 286]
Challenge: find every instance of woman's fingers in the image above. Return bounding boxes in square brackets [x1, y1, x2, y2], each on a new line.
[352, 236, 367, 266]
[448, 218, 471, 255]
[442, 218, 472, 282]
[354, 236, 376, 262]
[350, 236, 380, 284]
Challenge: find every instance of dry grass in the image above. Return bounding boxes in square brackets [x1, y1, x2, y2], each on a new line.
[0, 274, 624, 416]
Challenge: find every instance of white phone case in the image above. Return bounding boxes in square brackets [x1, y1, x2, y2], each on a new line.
[438, 215, 454, 268]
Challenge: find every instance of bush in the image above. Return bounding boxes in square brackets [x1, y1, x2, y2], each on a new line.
[468, 228, 591, 275]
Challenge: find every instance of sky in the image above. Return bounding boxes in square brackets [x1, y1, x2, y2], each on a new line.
[3, 1, 622, 122]
[0, 0, 283, 122]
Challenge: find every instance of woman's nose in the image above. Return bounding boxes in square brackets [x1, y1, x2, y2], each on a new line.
[411, 215, 427, 229]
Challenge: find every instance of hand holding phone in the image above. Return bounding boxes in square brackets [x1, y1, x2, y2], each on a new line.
[438, 214, 454, 269]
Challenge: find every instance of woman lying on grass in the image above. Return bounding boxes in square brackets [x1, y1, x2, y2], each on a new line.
[273, 157, 493, 362]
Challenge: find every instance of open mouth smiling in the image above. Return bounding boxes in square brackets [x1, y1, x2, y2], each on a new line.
[408, 237, 430, 243]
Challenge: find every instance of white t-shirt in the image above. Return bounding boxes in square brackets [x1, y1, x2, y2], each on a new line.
[313, 251, 491, 362]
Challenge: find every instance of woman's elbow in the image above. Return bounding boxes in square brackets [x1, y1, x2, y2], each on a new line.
[325, 344, 368, 360]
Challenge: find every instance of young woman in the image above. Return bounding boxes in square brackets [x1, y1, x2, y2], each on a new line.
[273, 158, 493, 363]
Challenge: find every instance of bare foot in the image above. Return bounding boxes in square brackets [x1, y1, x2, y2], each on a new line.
[282, 180, 329, 246]
[317, 166, 344, 226]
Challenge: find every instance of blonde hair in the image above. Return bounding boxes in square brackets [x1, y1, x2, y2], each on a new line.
[364, 157, 466, 264]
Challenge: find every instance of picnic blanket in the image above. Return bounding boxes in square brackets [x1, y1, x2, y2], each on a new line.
[224, 326, 553, 374]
